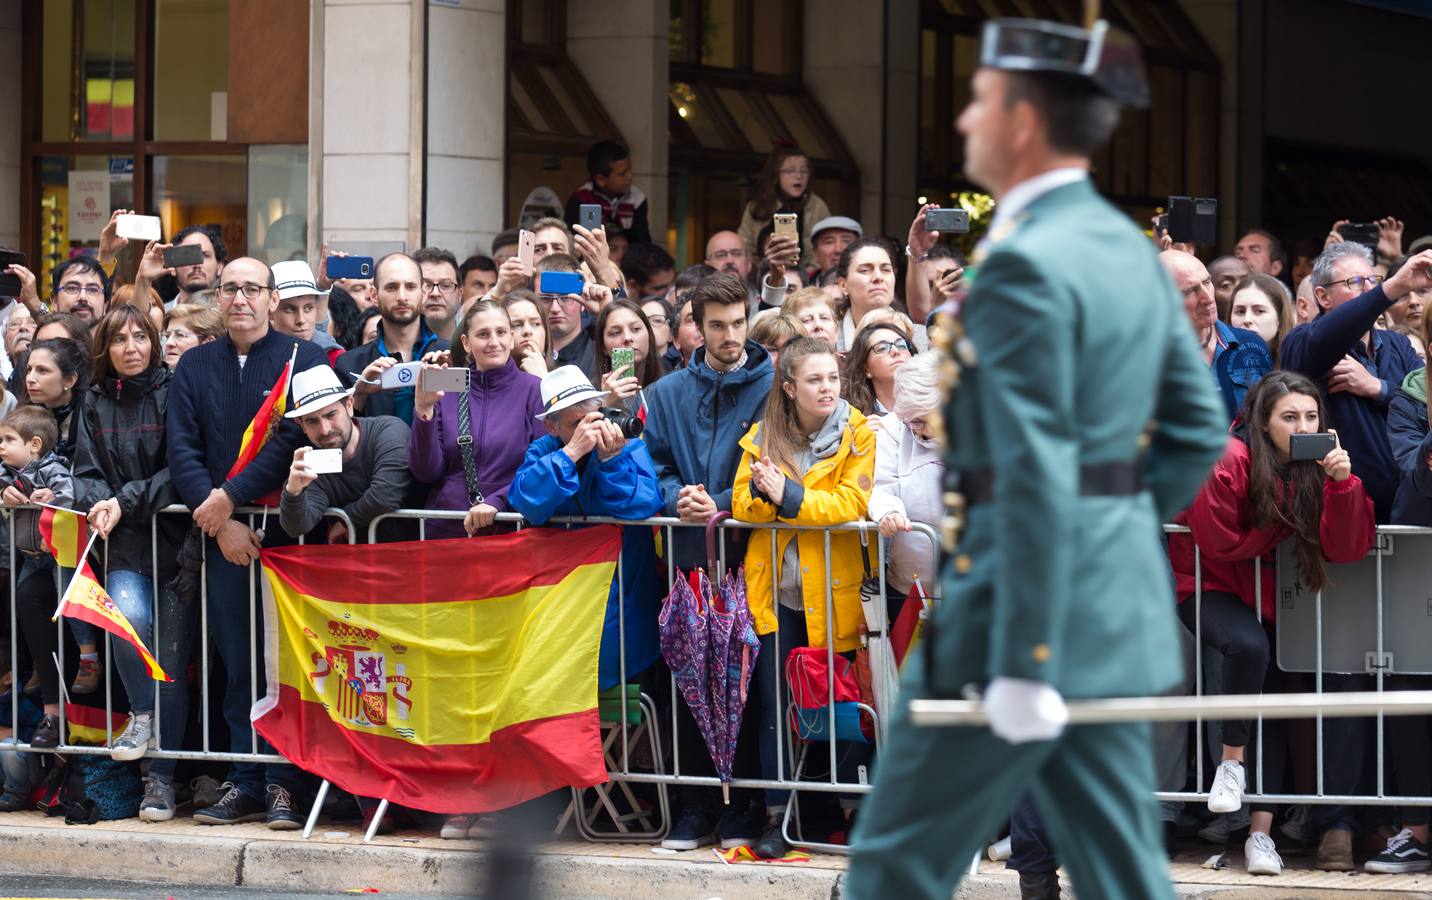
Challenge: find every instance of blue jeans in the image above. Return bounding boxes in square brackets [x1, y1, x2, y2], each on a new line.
[0, 737, 38, 795]
[144, 576, 198, 786]
[202, 541, 302, 801]
[106, 570, 156, 715]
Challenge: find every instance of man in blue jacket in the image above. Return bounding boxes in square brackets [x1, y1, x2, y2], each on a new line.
[509, 366, 664, 690]
[640, 271, 772, 850]
[1282, 242, 1432, 522]
[1160, 249, 1272, 424]
[168, 256, 329, 829]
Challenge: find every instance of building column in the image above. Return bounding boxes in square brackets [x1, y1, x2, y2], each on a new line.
[0, 0, 21, 249]
[567, 0, 669, 245]
[804, 0, 919, 240]
[425, 0, 506, 258]
[317, 0, 423, 253]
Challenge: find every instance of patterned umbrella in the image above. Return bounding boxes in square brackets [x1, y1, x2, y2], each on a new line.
[659, 569, 715, 785]
[708, 567, 760, 803]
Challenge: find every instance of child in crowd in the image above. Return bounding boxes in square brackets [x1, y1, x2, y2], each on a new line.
[0, 405, 75, 749]
[0, 646, 43, 811]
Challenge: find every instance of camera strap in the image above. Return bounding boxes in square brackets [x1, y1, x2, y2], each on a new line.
[455, 387, 485, 507]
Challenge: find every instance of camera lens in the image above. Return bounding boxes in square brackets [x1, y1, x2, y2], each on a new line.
[599, 407, 644, 439]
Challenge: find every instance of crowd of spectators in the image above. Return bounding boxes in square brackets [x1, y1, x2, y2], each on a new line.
[0, 137, 1430, 874]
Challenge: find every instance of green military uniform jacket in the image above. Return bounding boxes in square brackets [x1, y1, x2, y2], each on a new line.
[938, 176, 1227, 701]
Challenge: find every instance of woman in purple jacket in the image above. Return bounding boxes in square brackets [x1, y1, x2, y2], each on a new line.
[409, 299, 544, 538]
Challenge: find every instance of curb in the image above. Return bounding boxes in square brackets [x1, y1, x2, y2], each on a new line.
[0, 824, 1420, 898]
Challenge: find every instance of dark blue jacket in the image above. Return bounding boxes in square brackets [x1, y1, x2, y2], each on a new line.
[1281, 284, 1422, 522]
[1210, 320, 1272, 424]
[1388, 367, 1432, 525]
[641, 341, 773, 568]
[168, 329, 330, 509]
[509, 434, 664, 689]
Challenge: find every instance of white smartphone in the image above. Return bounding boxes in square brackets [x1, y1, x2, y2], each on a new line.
[115, 214, 162, 241]
[379, 361, 423, 390]
[420, 367, 470, 393]
[306, 448, 343, 475]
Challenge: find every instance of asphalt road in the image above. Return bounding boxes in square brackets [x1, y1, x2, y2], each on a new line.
[0, 875, 479, 900]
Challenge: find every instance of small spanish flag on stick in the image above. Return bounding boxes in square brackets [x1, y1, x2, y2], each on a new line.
[42, 507, 171, 683]
[229, 343, 299, 510]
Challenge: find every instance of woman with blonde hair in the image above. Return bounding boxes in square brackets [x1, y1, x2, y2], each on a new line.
[733, 336, 874, 860]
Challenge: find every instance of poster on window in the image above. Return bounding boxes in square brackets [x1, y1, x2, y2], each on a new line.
[67, 171, 110, 243]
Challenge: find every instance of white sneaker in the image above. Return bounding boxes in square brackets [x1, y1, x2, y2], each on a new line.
[1207, 760, 1246, 814]
[109, 713, 152, 762]
[440, 814, 477, 839]
[1245, 831, 1283, 876]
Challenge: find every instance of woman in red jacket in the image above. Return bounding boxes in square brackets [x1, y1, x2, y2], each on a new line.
[1168, 370, 1375, 876]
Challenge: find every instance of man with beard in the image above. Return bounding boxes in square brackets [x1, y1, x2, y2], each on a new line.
[336, 253, 450, 425]
[165, 225, 227, 310]
[279, 365, 412, 545]
[47, 257, 110, 324]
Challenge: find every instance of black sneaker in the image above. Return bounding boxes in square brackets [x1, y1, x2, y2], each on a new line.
[752, 822, 788, 860]
[30, 715, 59, 749]
[1018, 870, 1062, 899]
[1365, 827, 1432, 874]
[717, 804, 758, 849]
[0, 791, 26, 813]
[193, 782, 266, 825]
[660, 806, 716, 850]
[266, 784, 304, 831]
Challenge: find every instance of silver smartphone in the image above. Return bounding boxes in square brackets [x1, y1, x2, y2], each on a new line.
[421, 366, 470, 393]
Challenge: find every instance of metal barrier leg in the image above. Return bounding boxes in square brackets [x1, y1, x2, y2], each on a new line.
[303, 779, 331, 839]
[363, 798, 389, 843]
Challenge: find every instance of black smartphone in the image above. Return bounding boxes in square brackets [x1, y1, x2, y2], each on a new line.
[925, 208, 970, 234]
[0, 250, 22, 297]
[163, 243, 204, 269]
[1154, 214, 1168, 238]
[1167, 196, 1217, 245]
[1289, 432, 1337, 462]
[1338, 222, 1380, 258]
[578, 204, 603, 232]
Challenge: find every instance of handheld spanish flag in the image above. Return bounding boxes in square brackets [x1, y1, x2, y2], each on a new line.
[254, 527, 621, 814]
[228, 342, 298, 481]
[43, 507, 171, 683]
[37, 505, 87, 569]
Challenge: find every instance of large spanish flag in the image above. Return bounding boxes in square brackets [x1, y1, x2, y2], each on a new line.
[253, 526, 622, 814]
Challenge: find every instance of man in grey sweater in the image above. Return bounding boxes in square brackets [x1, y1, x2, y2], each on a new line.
[279, 365, 413, 543]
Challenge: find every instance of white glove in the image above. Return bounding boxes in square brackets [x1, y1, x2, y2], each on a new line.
[984, 677, 1068, 744]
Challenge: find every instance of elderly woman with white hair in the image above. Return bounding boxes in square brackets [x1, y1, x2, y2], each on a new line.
[868, 350, 944, 615]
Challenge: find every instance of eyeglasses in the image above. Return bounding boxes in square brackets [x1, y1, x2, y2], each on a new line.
[779, 167, 812, 178]
[57, 283, 104, 298]
[646, 315, 669, 328]
[161, 328, 195, 343]
[422, 280, 458, 295]
[543, 294, 581, 308]
[217, 282, 268, 301]
[708, 249, 747, 261]
[870, 339, 913, 356]
[1324, 274, 1385, 292]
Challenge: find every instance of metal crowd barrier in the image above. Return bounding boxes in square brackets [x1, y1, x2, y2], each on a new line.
[10, 500, 1432, 842]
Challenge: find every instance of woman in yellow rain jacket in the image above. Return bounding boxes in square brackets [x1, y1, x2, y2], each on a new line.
[732, 336, 874, 859]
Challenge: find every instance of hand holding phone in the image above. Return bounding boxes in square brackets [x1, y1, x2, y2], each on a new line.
[1288, 432, 1337, 462]
[379, 360, 423, 390]
[518, 230, 535, 272]
[773, 213, 798, 237]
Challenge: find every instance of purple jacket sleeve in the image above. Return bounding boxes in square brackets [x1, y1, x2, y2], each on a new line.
[407, 399, 448, 485]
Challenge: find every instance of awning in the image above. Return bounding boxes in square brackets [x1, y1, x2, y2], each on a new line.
[508, 49, 626, 155]
[667, 65, 858, 180]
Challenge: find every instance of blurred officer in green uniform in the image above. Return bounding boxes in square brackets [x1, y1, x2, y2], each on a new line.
[847, 17, 1229, 900]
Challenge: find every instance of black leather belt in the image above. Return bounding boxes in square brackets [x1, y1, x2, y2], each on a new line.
[958, 460, 1145, 507]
